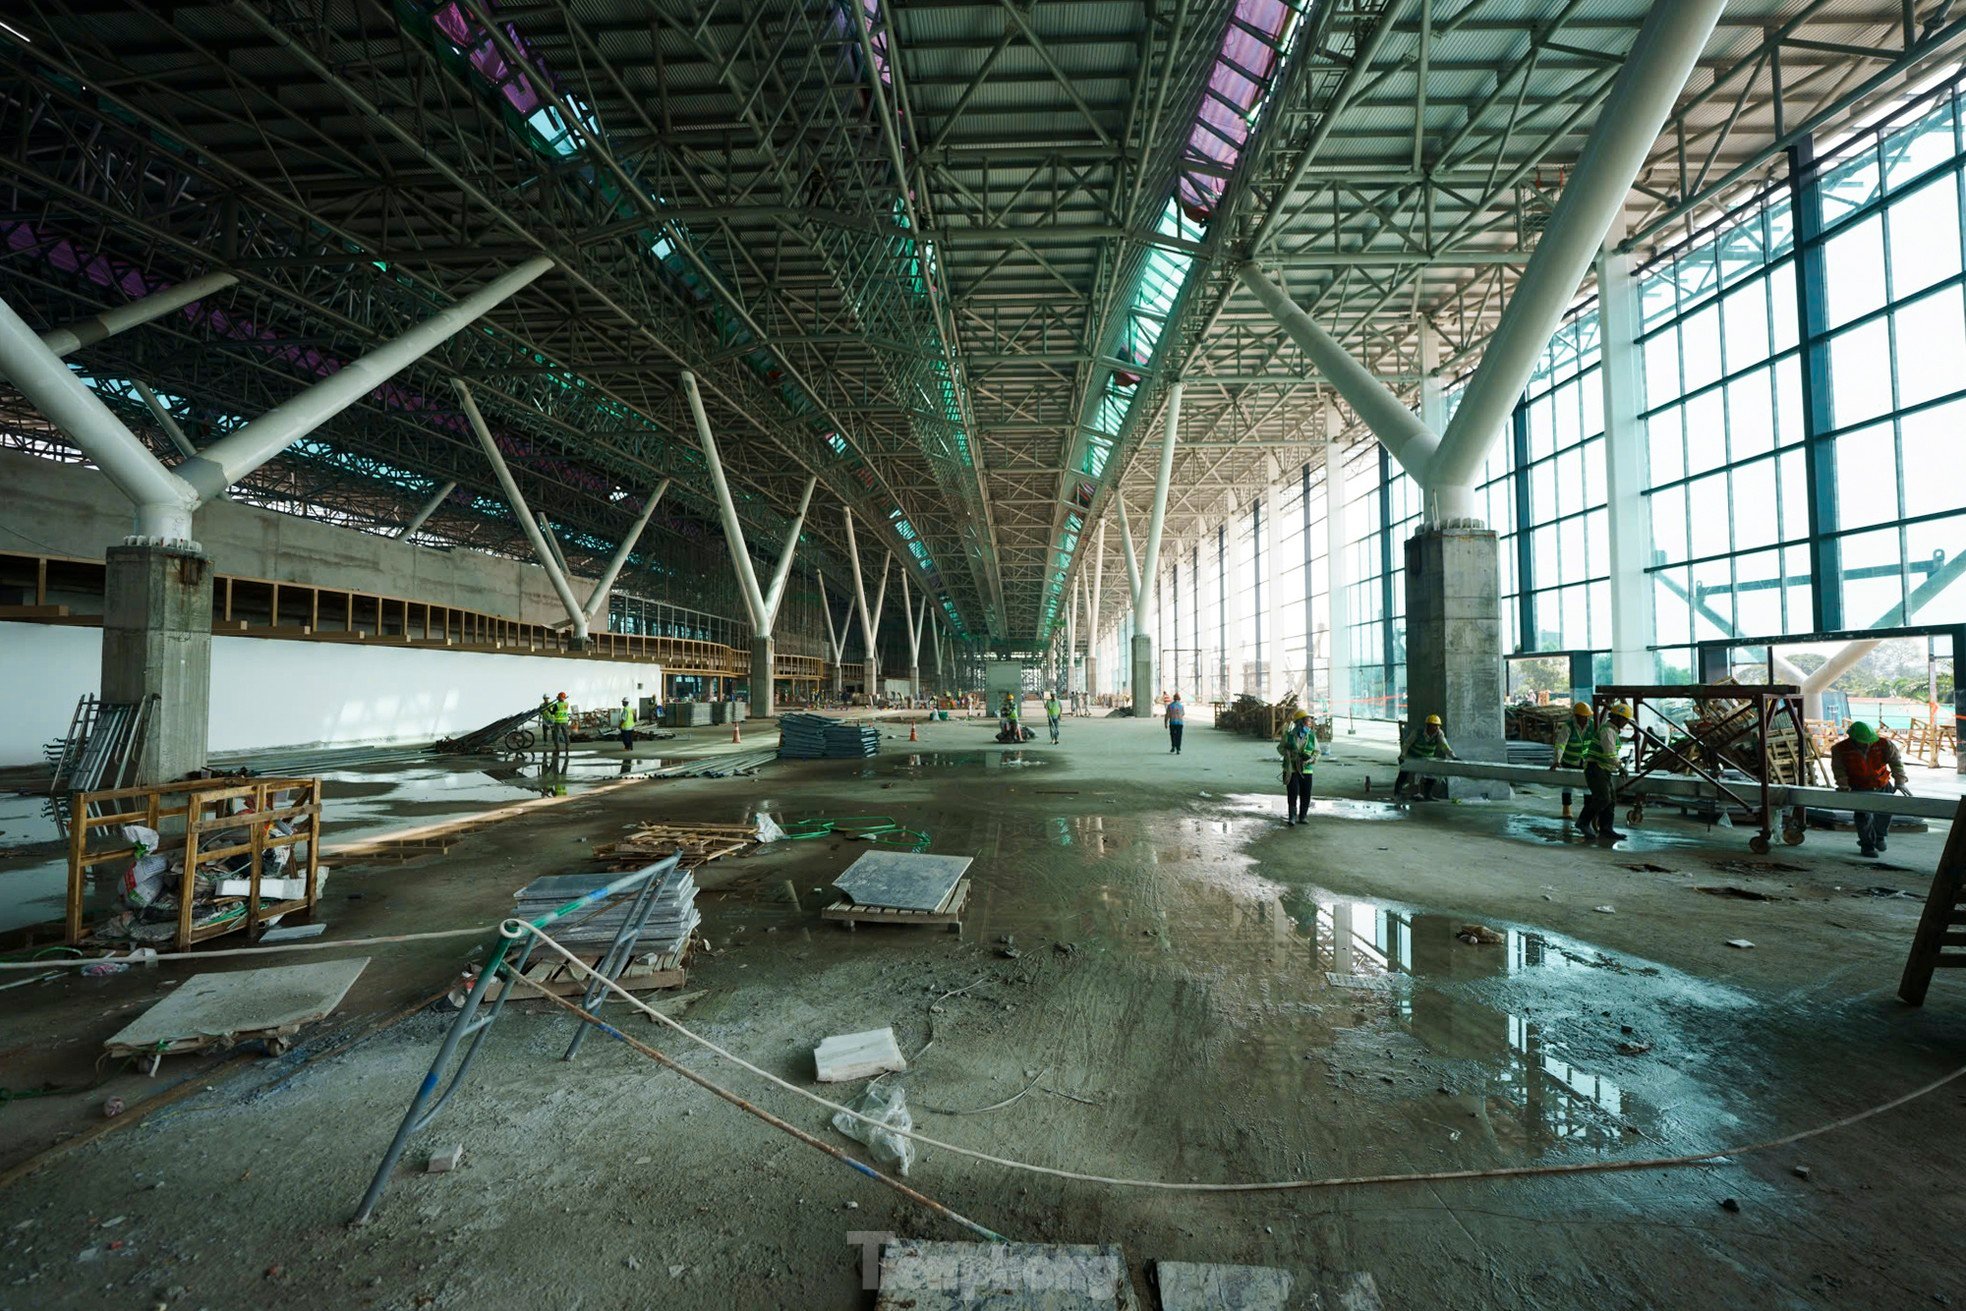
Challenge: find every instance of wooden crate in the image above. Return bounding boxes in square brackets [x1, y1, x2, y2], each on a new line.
[67, 776, 323, 952]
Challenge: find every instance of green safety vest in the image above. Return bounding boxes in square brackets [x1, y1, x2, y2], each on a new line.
[1407, 732, 1448, 759]
[1045, 699, 1060, 718]
[1585, 726, 1623, 768]
[1279, 726, 1318, 774]
[621, 706, 637, 730]
[1556, 719, 1594, 766]
[549, 701, 571, 724]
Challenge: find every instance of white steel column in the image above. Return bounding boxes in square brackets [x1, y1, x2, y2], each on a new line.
[1326, 413, 1354, 723]
[760, 475, 819, 626]
[41, 272, 238, 357]
[1598, 221, 1655, 683]
[1418, 321, 1448, 434]
[177, 257, 553, 502]
[584, 480, 668, 623]
[1425, 0, 1726, 521]
[394, 480, 457, 540]
[818, 570, 848, 694]
[1088, 520, 1106, 698]
[1265, 483, 1286, 698]
[842, 512, 891, 695]
[454, 381, 588, 643]
[132, 381, 200, 460]
[537, 514, 574, 581]
[901, 569, 922, 697]
[681, 371, 769, 632]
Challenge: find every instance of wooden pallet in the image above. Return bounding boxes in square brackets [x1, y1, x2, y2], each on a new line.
[1899, 798, 1966, 1006]
[594, 822, 758, 869]
[485, 951, 689, 1003]
[822, 878, 970, 933]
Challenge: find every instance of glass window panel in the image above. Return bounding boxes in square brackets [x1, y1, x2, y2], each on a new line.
[1578, 369, 1604, 438]
[1691, 556, 1734, 639]
[1531, 458, 1556, 525]
[1834, 422, 1901, 529]
[1892, 284, 1966, 410]
[1587, 580, 1609, 649]
[1734, 549, 1784, 638]
[1585, 507, 1609, 576]
[1822, 213, 1887, 328]
[1554, 446, 1582, 517]
[1558, 515, 1586, 584]
[1583, 436, 1606, 510]
[1778, 447, 1810, 542]
[1820, 148, 1882, 224]
[1904, 514, 1966, 623]
[1685, 388, 1727, 475]
[1532, 523, 1559, 589]
[1730, 459, 1779, 551]
[1838, 525, 1905, 624]
[1886, 176, 1962, 300]
[1689, 471, 1730, 560]
[1561, 583, 1588, 648]
[1654, 568, 1692, 645]
[1648, 408, 1685, 484]
[1774, 355, 1806, 448]
[1650, 484, 1689, 565]
[1643, 332, 1682, 408]
[1681, 304, 1723, 393]
[1722, 279, 1771, 371]
[1900, 398, 1966, 521]
[1640, 274, 1679, 330]
[1526, 396, 1555, 461]
[1828, 319, 1894, 428]
[1783, 545, 1814, 631]
[1554, 380, 1581, 450]
[1727, 368, 1774, 462]
[1882, 101, 1957, 193]
[1770, 265, 1800, 354]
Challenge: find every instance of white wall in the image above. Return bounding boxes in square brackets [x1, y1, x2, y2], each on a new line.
[1, 621, 656, 767]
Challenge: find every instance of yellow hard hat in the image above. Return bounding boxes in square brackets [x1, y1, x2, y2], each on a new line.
[1294, 709, 1311, 721]
[1608, 702, 1634, 721]
[1572, 701, 1592, 716]
[1425, 713, 1442, 726]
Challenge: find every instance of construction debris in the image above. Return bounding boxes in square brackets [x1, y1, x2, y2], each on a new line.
[814, 1026, 907, 1082]
[876, 1241, 1137, 1310]
[593, 821, 760, 870]
[434, 708, 537, 756]
[103, 958, 368, 1062]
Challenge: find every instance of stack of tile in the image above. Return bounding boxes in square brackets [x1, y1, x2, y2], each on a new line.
[511, 867, 700, 969]
[779, 712, 837, 758]
[822, 722, 882, 758]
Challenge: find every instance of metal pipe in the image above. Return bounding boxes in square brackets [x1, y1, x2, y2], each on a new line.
[1115, 498, 1143, 605]
[1237, 264, 1440, 482]
[680, 370, 770, 632]
[1136, 380, 1183, 632]
[131, 381, 200, 460]
[1427, 0, 1728, 506]
[583, 480, 668, 622]
[760, 475, 818, 630]
[41, 271, 238, 357]
[453, 380, 588, 642]
[175, 256, 553, 502]
[843, 511, 879, 661]
[0, 293, 200, 540]
[394, 480, 456, 540]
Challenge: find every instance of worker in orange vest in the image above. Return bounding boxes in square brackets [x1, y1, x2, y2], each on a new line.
[1830, 722, 1910, 858]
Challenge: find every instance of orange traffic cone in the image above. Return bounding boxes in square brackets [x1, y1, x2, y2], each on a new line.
[909, 723, 919, 742]
[731, 721, 742, 744]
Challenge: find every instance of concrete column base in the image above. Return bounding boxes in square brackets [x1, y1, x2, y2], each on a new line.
[864, 660, 880, 699]
[750, 635, 775, 718]
[1131, 633, 1154, 718]
[1403, 527, 1509, 801]
[103, 542, 214, 785]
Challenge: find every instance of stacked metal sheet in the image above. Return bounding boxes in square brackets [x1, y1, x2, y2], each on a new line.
[778, 712, 836, 758]
[832, 851, 972, 912]
[823, 722, 882, 758]
[511, 868, 700, 968]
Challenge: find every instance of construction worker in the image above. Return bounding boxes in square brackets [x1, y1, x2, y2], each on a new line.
[1044, 690, 1062, 744]
[617, 697, 637, 752]
[537, 692, 554, 737]
[1550, 701, 1596, 833]
[1394, 714, 1455, 800]
[1166, 692, 1186, 754]
[546, 691, 572, 754]
[998, 692, 1020, 742]
[1830, 722, 1909, 858]
[1278, 708, 1319, 826]
[1577, 703, 1634, 841]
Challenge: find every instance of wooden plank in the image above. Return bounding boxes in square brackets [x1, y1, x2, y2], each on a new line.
[822, 880, 970, 933]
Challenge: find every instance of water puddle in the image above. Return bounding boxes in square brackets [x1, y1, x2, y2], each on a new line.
[1219, 793, 1406, 822]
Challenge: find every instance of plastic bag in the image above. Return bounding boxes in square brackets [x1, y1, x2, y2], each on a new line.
[754, 811, 786, 844]
[831, 1081, 917, 1177]
[122, 854, 171, 909]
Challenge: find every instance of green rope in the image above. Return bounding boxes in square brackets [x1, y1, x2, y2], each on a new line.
[781, 815, 930, 852]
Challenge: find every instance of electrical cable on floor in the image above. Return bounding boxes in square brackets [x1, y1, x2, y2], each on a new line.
[0, 924, 493, 970]
[506, 917, 1966, 1195]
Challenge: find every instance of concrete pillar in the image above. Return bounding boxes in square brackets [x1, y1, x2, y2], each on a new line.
[102, 543, 213, 784]
[1131, 632, 1154, 716]
[750, 635, 775, 717]
[1403, 527, 1508, 799]
[1598, 222, 1656, 683]
[1326, 414, 1353, 719]
[1265, 484, 1286, 698]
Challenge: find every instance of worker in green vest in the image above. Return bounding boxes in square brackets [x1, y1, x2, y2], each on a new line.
[617, 697, 638, 752]
[1044, 691, 1062, 744]
[1550, 701, 1596, 832]
[546, 691, 572, 753]
[1394, 714, 1455, 801]
[1278, 709, 1319, 826]
[1576, 702, 1635, 841]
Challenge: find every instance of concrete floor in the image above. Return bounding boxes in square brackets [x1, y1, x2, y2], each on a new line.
[2, 711, 1964, 1308]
